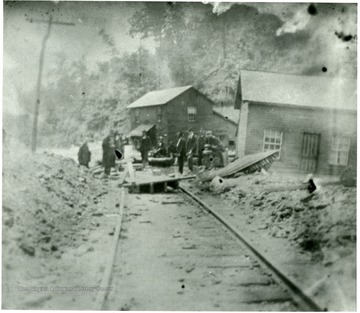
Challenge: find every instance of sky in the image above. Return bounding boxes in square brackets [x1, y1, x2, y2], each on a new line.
[4, 1, 155, 92]
[4, 1, 357, 100]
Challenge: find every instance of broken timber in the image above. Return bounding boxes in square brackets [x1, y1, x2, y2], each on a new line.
[198, 150, 279, 182]
[122, 175, 196, 194]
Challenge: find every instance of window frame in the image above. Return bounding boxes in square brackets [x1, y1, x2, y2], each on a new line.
[157, 106, 163, 123]
[329, 135, 351, 166]
[187, 106, 197, 122]
[263, 129, 283, 160]
[135, 109, 140, 124]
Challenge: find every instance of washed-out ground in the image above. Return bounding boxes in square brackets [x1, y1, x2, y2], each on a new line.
[2, 142, 356, 310]
[182, 170, 356, 311]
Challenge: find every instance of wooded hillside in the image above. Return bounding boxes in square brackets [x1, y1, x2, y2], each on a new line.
[7, 3, 356, 147]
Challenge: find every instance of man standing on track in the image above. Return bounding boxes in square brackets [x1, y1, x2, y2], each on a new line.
[140, 130, 151, 168]
[197, 128, 206, 166]
[102, 130, 116, 175]
[186, 129, 197, 172]
[176, 131, 186, 175]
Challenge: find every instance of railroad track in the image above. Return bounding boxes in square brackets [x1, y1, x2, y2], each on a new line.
[179, 186, 323, 312]
[93, 185, 324, 311]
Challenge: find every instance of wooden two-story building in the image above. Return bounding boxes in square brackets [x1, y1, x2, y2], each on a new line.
[127, 85, 237, 147]
[234, 70, 357, 175]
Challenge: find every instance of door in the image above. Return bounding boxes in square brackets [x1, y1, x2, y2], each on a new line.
[300, 133, 320, 172]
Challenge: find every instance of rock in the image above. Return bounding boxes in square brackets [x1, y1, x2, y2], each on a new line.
[78, 177, 86, 183]
[234, 172, 245, 178]
[185, 266, 195, 273]
[51, 245, 58, 252]
[251, 200, 263, 207]
[36, 172, 45, 178]
[310, 202, 329, 210]
[19, 242, 35, 256]
[294, 206, 305, 212]
[261, 168, 269, 176]
[92, 212, 103, 217]
[24, 294, 52, 307]
[4, 216, 14, 227]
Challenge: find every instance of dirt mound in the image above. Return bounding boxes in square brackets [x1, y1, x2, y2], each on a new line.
[211, 172, 356, 262]
[3, 144, 107, 260]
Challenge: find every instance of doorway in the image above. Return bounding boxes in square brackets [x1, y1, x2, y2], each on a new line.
[300, 132, 321, 172]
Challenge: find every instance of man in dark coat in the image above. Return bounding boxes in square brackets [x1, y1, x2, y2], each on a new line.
[78, 139, 91, 168]
[204, 131, 225, 167]
[102, 130, 116, 175]
[114, 131, 124, 158]
[186, 130, 197, 172]
[153, 136, 167, 157]
[167, 141, 176, 157]
[176, 131, 186, 174]
[197, 128, 206, 166]
[140, 130, 151, 167]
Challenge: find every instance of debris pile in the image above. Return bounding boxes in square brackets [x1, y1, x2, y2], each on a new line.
[3, 144, 107, 261]
[207, 172, 356, 261]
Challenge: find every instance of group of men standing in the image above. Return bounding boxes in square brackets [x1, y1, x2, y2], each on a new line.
[102, 130, 124, 175]
[175, 129, 223, 174]
[78, 129, 124, 175]
[78, 128, 224, 176]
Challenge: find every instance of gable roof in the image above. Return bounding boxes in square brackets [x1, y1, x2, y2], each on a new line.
[236, 70, 356, 111]
[213, 106, 239, 125]
[127, 85, 193, 109]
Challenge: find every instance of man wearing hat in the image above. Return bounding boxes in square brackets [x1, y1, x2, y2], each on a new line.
[140, 130, 151, 167]
[154, 136, 167, 157]
[102, 129, 116, 175]
[186, 129, 197, 172]
[78, 137, 91, 168]
[197, 128, 206, 166]
[176, 131, 186, 174]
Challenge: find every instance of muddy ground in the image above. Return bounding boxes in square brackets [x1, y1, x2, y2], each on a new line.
[2, 142, 356, 310]
[184, 170, 356, 310]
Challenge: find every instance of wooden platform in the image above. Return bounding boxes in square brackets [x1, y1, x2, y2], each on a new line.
[124, 175, 196, 194]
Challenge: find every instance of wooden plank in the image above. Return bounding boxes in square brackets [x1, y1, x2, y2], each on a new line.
[118, 167, 129, 185]
[198, 150, 278, 182]
[127, 161, 136, 184]
[93, 187, 126, 309]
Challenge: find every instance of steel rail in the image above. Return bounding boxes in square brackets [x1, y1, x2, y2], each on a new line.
[93, 187, 126, 310]
[179, 185, 324, 312]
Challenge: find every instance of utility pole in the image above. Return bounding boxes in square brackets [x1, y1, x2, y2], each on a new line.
[28, 16, 75, 152]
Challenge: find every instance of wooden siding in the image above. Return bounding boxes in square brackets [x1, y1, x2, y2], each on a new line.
[129, 88, 215, 143]
[244, 102, 356, 175]
[208, 113, 237, 147]
[166, 88, 214, 141]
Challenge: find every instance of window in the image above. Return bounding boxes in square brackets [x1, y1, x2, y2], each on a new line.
[263, 129, 283, 159]
[135, 109, 140, 124]
[188, 106, 197, 122]
[157, 107, 163, 123]
[329, 136, 350, 166]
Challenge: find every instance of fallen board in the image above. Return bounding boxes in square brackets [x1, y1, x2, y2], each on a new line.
[197, 150, 279, 182]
